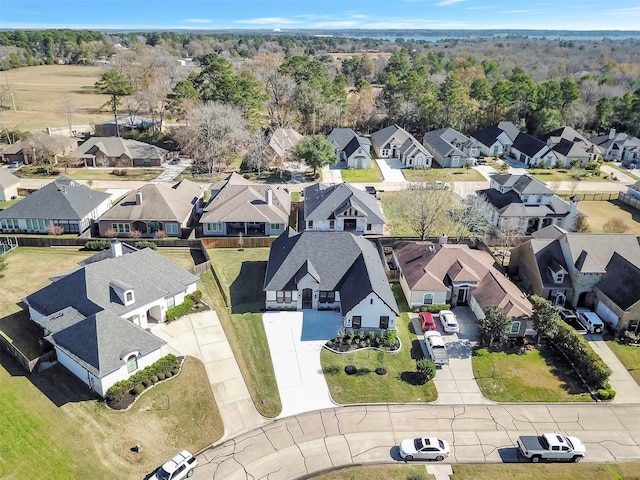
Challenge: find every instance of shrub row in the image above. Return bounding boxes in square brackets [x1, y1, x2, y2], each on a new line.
[84, 240, 111, 251]
[106, 354, 180, 402]
[135, 241, 157, 250]
[414, 304, 451, 314]
[166, 295, 195, 322]
[551, 321, 612, 389]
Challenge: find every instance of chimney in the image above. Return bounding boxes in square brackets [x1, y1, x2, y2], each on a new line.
[110, 240, 123, 258]
[265, 188, 272, 205]
[61, 185, 66, 194]
[135, 190, 143, 205]
[609, 128, 616, 140]
[439, 233, 448, 245]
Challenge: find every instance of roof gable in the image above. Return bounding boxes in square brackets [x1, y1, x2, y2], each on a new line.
[303, 182, 384, 224]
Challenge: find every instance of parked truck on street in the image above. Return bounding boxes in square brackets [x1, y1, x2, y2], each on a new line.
[423, 331, 449, 366]
[517, 433, 586, 463]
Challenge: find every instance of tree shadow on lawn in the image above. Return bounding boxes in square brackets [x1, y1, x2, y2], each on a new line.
[0, 350, 99, 407]
[538, 343, 590, 395]
[229, 261, 267, 314]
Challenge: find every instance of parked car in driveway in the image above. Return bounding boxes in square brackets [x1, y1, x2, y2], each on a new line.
[439, 310, 459, 333]
[576, 309, 604, 334]
[399, 437, 450, 461]
[419, 312, 437, 331]
[556, 307, 587, 335]
[423, 331, 449, 366]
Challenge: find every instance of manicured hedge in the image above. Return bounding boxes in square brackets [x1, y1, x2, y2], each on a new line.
[551, 321, 611, 389]
[106, 354, 180, 403]
[166, 296, 195, 321]
[84, 240, 111, 251]
[135, 241, 157, 250]
[414, 304, 451, 314]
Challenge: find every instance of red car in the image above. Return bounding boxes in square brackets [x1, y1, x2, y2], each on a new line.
[419, 312, 437, 331]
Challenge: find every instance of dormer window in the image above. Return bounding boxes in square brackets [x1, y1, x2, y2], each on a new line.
[109, 280, 135, 306]
[553, 272, 564, 284]
[126, 291, 134, 303]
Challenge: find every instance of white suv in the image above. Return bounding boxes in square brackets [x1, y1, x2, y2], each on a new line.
[153, 450, 197, 480]
[576, 309, 604, 334]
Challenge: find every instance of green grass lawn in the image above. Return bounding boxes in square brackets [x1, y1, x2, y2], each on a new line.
[577, 200, 640, 235]
[527, 168, 607, 183]
[340, 161, 383, 182]
[607, 340, 640, 385]
[204, 248, 282, 417]
[321, 313, 438, 404]
[0, 353, 222, 480]
[451, 463, 640, 480]
[0, 197, 22, 209]
[472, 347, 593, 402]
[15, 166, 163, 181]
[402, 166, 485, 182]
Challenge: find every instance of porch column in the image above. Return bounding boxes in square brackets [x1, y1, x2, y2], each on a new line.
[244, 223, 248, 236]
[537, 217, 544, 231]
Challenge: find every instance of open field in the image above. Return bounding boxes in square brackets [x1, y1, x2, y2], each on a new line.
[205, 248, 282, 417]
[607, 340, 640, 386]
[472, 347, 593, 403]
[578, 200, 640, 234]
[402, 166, 485, 182]
[1, 64, 113, 132]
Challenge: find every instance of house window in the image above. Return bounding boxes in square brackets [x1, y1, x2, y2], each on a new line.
[270, 223, 283, 231]
[522, 195, 528, 203]
[284, 291, 292, 303]
[111, 223, 130, 234]
[366, 224, 372, 231]
[165, 223, 179, 235]
[207, 223, 223, 232]
[423, 293, 434, 305]
[536, 196, 542, 203]
[125, 291, 134, 304]
[329, 220, 335, 230]
[126, 354, 138, 373]
[554, 272, 564, 283]
[277, 291, 283, 303]
[26, 219, 47, 230]
[319, 291, 335, 303]
[276, 291, 292, 303]
[308, 220, 314, 229]
[452, 156, 460, 167]
[510, 321, 521, 334]
[1, 219, 19, 229]
[379, 316, 389, 329]
[352, 316, 362, 329]
[167, 296, 175, 308]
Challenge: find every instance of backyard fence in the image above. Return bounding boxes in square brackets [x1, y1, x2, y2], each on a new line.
[618, 191, 640, 211]
[558, 192, 620, 201]
[0, 334, 56, 373]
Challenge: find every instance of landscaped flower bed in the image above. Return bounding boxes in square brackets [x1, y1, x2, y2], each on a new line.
[324, 329, 400, 353]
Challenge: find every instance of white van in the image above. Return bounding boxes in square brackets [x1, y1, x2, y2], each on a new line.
[576, 309, 605, 334]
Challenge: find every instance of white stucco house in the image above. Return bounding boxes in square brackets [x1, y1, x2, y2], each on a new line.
[22, 241, 199, 397]
[0, 168, 20, 201]
[327, 128, 372, 169]
[469, 121, 519, 157]
[371, 124, 432, 168]
[264, 229, 399, 331]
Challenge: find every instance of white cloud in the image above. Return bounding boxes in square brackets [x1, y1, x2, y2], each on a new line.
[498, 9, 541, 15]
[435, 0, 464, 6]
[604, 7, 640, 17]
[232, 17, 300, 25]
[183, 18, 211, 24]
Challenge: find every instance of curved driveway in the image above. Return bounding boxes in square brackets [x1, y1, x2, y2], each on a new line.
[194, 403, 640, 479]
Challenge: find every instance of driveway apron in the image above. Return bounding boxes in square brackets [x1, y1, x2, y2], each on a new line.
[376, 158, 407, 183]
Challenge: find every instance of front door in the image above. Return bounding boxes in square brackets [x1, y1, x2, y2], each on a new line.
[302, 288, 313, 309]
[456, 288, 468, 305]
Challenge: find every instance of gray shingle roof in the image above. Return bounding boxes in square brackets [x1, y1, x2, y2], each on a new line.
[0, 168, 20, 189]
[598, 253, 640, 310]
[100, 180, 203, 223]
[423, 128, 468, 159]
[69, 137, 168, 160]
[0, 176, 111, 221]
[264, 230, 398, 316]
[46, 309, 165, 377]
[328, 128, 358, 150]
[303, 182, 384, 224]
[512, 132, 549, 158]
[470, 124, 505, 148]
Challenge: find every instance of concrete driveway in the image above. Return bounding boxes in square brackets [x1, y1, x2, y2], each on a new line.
[263, 310, 342, 418]
[376, 158, 408, 183]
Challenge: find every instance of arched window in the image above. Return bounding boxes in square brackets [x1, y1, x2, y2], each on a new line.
[126, 354, 138, 373]
[423, 293, 434, 305]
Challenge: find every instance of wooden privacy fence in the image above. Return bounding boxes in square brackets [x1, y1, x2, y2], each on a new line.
[619, 191, 640, 211]
[558, 192, 619, 201]
[0, 334, 56, 373]
[200, 236, 276, 249]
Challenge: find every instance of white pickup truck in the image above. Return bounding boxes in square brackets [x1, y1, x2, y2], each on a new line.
[153, 450, 198, 480]
[423, 331, 449, 366]
[517, 433, 586, 463]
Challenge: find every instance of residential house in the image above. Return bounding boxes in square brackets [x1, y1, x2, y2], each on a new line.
[511, 132, 558, 167]
[97, 180, 204, 238]
[303, 182, 384, 235]
[200, 173, 290, 236]
[0, 168, 19, 201]
[327, 128, 372, 169]
[539, 126, 601, 168]
[509, 225, 640, 333]
[23, 242, 199, 396]
[0, 176, 112, 234]
[393, 240, 532, 335]
[264, 229, 399, 330]
[476, 173, 579, 234]
[590, 129, 640, 166]
[371, 124, 432, 168]
[94, 115, 162, 137]
[469, 121, 520, 157]
[67, 137, 169, 167]
[1, 132, 78, 165]
[268, 127, 304, 169]
[422, 127, 479, 168]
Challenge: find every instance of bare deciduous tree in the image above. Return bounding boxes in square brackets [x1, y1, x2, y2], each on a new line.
[387, 186, 455, 240]
[242, 132, 270, 177]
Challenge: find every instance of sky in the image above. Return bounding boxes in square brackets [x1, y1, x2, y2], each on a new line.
[1, 0, 639, 31]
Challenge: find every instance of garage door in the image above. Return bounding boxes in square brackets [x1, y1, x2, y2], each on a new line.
[596, 302, 619, 329]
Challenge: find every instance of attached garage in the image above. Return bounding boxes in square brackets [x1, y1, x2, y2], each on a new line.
[596, 301, 619, 329]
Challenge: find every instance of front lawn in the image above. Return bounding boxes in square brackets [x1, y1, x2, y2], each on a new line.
[402, 166, 485, 182]
[472, 347, 593, 402]
[607, 340, 640, 385]
[204, 248, 282, 417]
[527, 168, 605, 183]
[310, 465, 430, 480]
[451, 463, 640, 480]
[15, 166, 163, 181]
[0, 353, 221, 480]
[321, 312, 438, 404]
[340, 161, 383, 182]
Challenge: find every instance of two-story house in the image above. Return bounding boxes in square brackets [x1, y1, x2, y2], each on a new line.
[371, 124, 432, 168]
[327, 128, 372, 169]
[476, 173, 579, 234]
[469, 121, 520, 157]
[422, 127, 479, 168]
[590, 129, 640, 166]
[540, 126, 601, 168]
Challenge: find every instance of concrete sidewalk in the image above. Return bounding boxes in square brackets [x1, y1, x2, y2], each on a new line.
[587, 335, 640, 404]
[153, 310, 267, 441]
